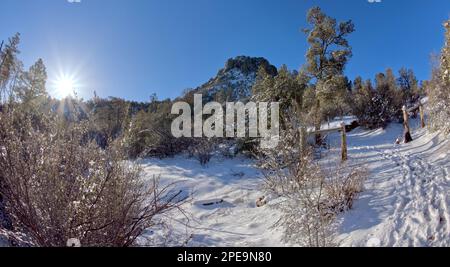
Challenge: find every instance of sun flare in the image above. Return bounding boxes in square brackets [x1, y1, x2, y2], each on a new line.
[53, 75, 77, 98]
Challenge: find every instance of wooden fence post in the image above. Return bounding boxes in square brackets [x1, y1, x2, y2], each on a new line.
[419, 104, 426, 128]
[402, 105, 413, 143]
[341, 122, 348, 162]
[299, 125, 307, 157]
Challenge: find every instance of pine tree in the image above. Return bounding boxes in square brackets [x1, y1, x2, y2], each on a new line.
[0, 33, 21, 101]
[316, 75, 351, 120]
[442, 21, 450, 86]
[252, 65, 275, 101]
[353, 79, 380, 129]
[302, 7, 355, 142]
[397, 68, 419, 105]
[16, 59, 48, 103]
[12, 59, 50, 129]
[374, 70, 402, 124]
[352, 69, 404, 129]
[428, 19, 450, 133]
[352, 77, 371, 126]
[252, 64, 309, 126]
[352, 76, 364, 93]
[303, 7, 354, 81]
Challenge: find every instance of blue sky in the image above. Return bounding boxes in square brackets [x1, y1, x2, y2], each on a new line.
[1, 0, 449, 101]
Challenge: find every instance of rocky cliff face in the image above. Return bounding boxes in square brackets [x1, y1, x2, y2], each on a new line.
[189, 56, 277, 101]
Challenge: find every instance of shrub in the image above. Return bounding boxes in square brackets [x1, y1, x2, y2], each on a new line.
[263, 149, 337, 247]
[258, 119, 366, 246]
[187, 138, 215, 166]
[0, 109, 186, 247]
[124, 102, 191, 159]
[323, 164, 367, 214]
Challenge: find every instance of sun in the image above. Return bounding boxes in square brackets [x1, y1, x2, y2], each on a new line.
[53, 74, 77, 98]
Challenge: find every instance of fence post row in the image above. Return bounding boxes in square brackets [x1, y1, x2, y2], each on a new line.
[303, 98, 426, 163]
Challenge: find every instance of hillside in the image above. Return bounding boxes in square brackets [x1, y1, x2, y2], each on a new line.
[136, 117, 450, 247]
[187, 56, 277, 101]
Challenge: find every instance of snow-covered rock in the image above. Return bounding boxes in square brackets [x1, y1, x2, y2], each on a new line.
[188, 56, 277, 101]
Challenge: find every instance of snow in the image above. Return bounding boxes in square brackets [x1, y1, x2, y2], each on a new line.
[203, 68, 256, 100]
[137, 115, 450, 247]
[307, 116, 358, 132]
[327, 118, 450, 247]
[137, 155, 284, 247]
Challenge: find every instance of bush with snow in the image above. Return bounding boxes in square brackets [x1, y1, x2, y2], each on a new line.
[0, 109, 186, 247]
[352, 71, 403, 130]
[257, 119, 366, 246]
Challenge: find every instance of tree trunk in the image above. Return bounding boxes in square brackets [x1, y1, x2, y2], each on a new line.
[402, 106, 413, 143]
[314, 99, 322, 146]
[299, 125, 307, 157]
[419, 104, 425, 128]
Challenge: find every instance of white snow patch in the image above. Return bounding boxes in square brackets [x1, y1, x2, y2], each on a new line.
[138, 155, 284, 247]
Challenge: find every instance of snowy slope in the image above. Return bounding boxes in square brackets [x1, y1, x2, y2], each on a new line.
[138, 156, 284, 247]
[137, 117, 450, 247]
[334, 119, 450, 247]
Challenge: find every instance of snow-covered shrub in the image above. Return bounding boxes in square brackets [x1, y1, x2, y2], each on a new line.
[0, 107, 186, 247]
[261, 149, 337, 246]
[258, 121, 333, 247]
[258, 118, 366, 246]
[234, 137, 259, 157]
[323, 164, 367, 214]
[188, 138, 215, 166]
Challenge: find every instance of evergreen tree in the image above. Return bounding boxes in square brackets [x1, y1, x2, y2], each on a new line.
[302, 7, 355, 142]
[303, 7, 355, 81]
[13, 58, 50, 130]
[352, 69, 404, 129]
[397, 68, 419, 105]
[428, 20, 450, 133]
[374, 70, 402, 123]
[252, 65, 275, 101]
[316, 75, 352, 120]
[443, 21, 450, 83]
[353, 79, 378, 129]
[352, 76, 371, 126]
[252, 65, 309, 125]
[91, 97, 130, 145]
[0, 33, 21, 101]
[352, 76, 364, 93]
[15, 59, 48, 104]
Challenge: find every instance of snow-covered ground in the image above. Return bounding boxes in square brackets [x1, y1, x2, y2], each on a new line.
[138, 155, 284, 247]
[138, 117, 450, 247]
[335, 119, 450, 247]
[307, 115, 358, 132]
